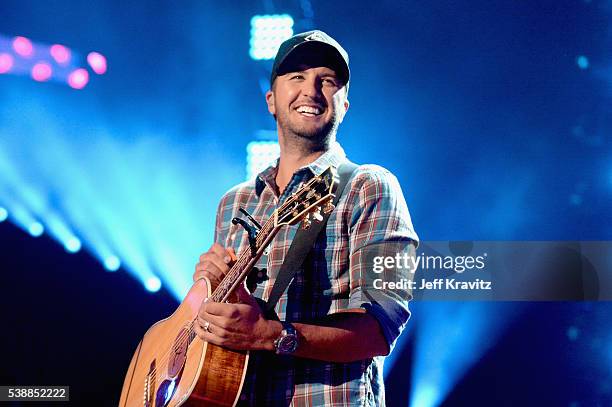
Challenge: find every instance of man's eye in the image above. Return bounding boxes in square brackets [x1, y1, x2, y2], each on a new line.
[322, 78, 338, 86]
[290, 74, 304, 80]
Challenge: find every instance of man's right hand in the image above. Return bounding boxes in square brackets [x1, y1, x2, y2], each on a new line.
[193, 243, 237, 288]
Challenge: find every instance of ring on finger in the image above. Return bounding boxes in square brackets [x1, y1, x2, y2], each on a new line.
[203, 320, 211, 333]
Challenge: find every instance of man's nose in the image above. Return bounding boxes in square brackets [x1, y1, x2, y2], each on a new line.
[300, 77, 323, 99]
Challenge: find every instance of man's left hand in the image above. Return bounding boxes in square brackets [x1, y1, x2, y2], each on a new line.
[195, 284, 280, 351]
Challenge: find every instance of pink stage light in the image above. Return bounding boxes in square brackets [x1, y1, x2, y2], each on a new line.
[67, 68, 89, 89]
[13, 36, 34, 57]
[0, 53, 14, 74]
[50, 44, 71, 65]
[87, 51, 107, 74]
[31, 62, 52, 81]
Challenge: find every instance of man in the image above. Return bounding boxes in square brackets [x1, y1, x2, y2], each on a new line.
[193, 30, 418, 406]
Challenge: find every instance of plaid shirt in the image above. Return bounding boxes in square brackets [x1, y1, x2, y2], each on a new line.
[214, 142, 418, 406]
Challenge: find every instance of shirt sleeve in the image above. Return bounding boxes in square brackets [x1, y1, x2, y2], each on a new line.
[345, 165, 418, 351]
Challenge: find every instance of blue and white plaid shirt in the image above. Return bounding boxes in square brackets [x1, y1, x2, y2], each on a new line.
[214, 142, 418, 406]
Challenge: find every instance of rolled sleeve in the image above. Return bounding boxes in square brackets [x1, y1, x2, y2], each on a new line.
[345, 166, 418, 351]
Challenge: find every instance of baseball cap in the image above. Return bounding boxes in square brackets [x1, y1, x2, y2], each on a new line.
[270, 30, 350, 88]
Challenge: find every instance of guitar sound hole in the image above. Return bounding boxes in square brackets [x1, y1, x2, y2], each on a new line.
[168, 327, 189, 378]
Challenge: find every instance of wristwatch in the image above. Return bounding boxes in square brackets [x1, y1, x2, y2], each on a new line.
[274, 321, 298, 355]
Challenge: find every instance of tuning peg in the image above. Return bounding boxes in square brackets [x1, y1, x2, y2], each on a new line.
[301, 215, 311, 230]
[323, 201, 335, 214]
[312, 207, 323, 222]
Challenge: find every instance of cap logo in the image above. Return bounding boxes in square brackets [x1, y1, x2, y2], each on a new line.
[304, 32, 326, 42]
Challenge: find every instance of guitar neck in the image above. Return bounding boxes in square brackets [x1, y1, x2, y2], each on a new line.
[209, 213, 280, 303]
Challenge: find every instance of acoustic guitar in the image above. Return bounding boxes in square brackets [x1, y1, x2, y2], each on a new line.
[119, 167, 336, 406]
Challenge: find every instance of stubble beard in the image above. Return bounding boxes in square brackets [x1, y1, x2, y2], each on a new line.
[277, 110, 340, 154]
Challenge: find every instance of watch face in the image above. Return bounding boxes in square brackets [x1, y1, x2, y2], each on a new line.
[278, 334, 298, 354]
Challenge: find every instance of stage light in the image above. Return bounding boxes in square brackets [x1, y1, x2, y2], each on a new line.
[104, 255, 121, 271]
[246, 141, 279, 179]
[577, 55, 589, 70]
[12, 36, 33, 57]
[67, 68, 89, 89]
[409, 302, 518, 407]
[567, 326, 579, 341]
[0, 53, 14, 74]
[0, 120, 222, 300]
[28, 221, 44, 237]
[50, 44, 71, 65]
[65, 236, 81, 253]
[411, 385, 439, 407]
[249, 14, 294, 60]
[0, 34, 106, 88]
[0, 207, 7, 222]
[31, 62, 52, 82]
[145, 276, 162, 292]
[87, 52, 107, 74]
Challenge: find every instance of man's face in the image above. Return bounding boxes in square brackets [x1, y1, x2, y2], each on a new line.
[266, 64, 349, 144]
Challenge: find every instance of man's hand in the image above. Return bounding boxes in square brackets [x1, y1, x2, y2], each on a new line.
[193, 243, 237, 288]
[195, 284, 280, 351]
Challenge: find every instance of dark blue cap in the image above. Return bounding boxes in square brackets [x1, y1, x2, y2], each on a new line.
[270, 30, 350, 87]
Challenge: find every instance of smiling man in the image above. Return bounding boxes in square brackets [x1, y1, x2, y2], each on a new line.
[194, 30, 418, 406]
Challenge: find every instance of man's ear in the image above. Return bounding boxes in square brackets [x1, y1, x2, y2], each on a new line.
[336, 91, 350, 124]
[265, 90, 276, 116]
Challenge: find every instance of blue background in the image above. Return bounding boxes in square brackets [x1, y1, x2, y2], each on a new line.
[0, 1, 610, 405]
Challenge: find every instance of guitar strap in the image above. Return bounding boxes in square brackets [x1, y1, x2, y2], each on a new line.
[264, 161, 359, 316]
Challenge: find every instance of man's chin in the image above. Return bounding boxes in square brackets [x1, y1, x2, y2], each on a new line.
[295, 129, 325, 139]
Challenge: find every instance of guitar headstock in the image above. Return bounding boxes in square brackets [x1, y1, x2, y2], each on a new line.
[276, 167, 336, 229]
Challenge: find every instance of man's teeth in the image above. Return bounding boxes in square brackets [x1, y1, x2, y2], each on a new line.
[296, 106, 322, 115]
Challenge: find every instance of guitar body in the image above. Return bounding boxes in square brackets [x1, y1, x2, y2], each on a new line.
[119, 278, 249, 407]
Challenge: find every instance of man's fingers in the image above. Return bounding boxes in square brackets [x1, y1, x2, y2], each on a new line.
[209, 243, 236, 264]
[197, 313, 230, 331]
[193, 261, 224, 283]
[235, 282, 258, 306]
[194, 320, 225, 344]
[201, 301, 240, 318]
[194, 244, 238, 282]
[227, 247, 237, 262]
[198, 255, 229, 275]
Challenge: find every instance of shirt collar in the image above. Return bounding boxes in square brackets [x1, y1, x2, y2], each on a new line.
[255, 141, 347, 196]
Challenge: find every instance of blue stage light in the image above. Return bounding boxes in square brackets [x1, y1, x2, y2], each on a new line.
[104, 255, 121, 271]
[28, 221, 44, 237]
[145, 276, 162, 293]
[566, 326, 579, 341]
[249, 14, 294, 60]
[246, 141, 279, 179]
[409, 302, 518, 407]
[0, 92, 241, 300]
[65, 236, 81, 253]
[0, 207, 7, 222]
[411, 385, 440, 407]
[577, 55, 589, 70]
